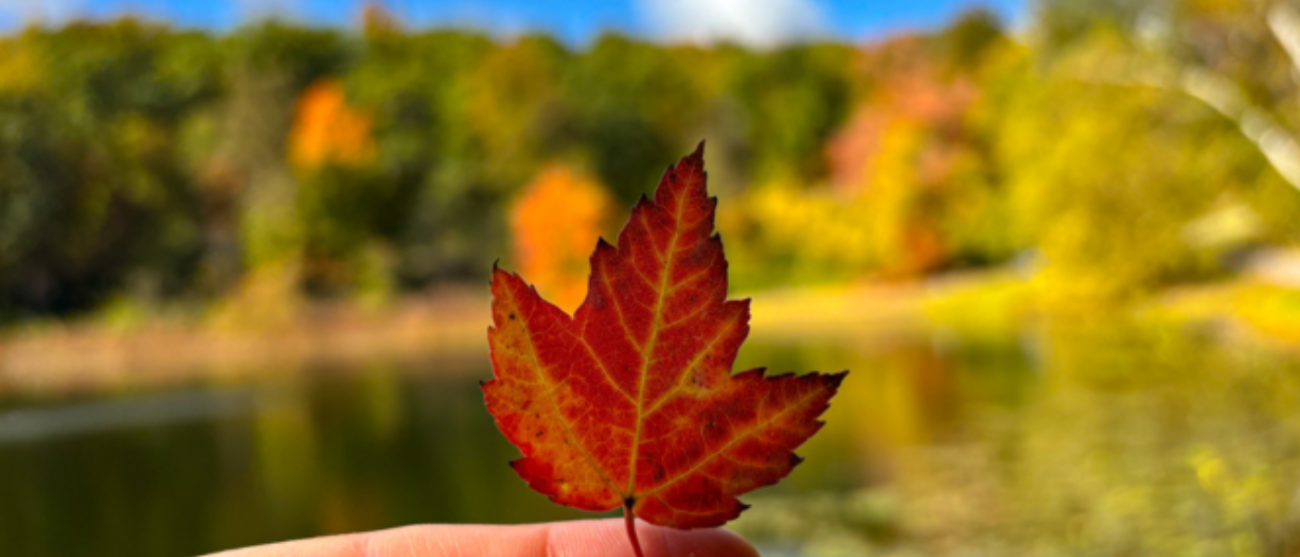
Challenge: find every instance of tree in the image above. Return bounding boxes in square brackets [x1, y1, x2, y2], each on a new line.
[509, 165, 615, 312]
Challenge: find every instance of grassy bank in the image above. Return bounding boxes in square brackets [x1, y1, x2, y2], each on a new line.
[5, 269, 1300, 397]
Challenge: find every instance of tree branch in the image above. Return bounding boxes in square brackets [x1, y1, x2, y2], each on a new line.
[1267, 3, 1300, 78]
[1078, 55, 1300, 192]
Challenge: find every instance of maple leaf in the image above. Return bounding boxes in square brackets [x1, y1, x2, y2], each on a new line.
[483, 142, 846, 557]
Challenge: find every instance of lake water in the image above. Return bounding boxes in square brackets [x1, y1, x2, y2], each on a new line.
[2, 324, 1299, 556]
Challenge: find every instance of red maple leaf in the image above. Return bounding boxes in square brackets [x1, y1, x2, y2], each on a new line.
[484, 142, 846, 556]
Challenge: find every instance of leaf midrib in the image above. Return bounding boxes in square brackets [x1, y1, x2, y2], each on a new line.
[626, 192, 687, 498]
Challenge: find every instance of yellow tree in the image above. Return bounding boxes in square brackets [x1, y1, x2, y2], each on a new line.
[826, 35, 985, 277]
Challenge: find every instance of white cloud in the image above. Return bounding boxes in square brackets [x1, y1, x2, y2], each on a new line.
[638, 0, 827, 48]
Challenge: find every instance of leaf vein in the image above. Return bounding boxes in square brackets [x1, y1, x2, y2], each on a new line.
[627, 191, 687, 495]
[508, 288, 621, 500]
[643, 313, 743, 417]
[637, 385, 825, 500]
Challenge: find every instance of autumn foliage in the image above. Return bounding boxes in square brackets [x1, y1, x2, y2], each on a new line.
[11, 6, 1300, 323]
[485, 144, 846, 556]
[288, 80, 376, 170]
[827, 36, 981, 276]
[510, 165, 615, 313]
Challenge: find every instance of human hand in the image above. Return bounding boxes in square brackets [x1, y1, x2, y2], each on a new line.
[206, 519, 758, 557]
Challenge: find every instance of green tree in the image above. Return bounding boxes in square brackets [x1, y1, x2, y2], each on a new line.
[0, 21, 219, 318]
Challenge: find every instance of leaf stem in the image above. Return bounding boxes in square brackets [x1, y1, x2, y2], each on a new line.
[624, 502, 645, 557]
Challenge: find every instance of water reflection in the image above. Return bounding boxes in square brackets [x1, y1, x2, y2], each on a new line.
[0, 362, 593, 557]
[0, 327, 1298, 557]
[734, 327, 1300, 557]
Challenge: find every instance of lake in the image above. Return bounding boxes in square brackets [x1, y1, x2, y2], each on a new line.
[2, 323, 1299, 556]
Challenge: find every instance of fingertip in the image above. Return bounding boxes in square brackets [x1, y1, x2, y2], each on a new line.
[660, 525, 759, 557]
[548, 519, 757, 557]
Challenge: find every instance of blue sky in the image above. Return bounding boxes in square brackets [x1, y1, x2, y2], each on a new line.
[0, 0, 1025, 45]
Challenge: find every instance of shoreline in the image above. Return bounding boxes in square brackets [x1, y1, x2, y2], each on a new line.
[4, 271, 1299, 397]
[0, 287, 491, 396]
[0, 280, 935, 397]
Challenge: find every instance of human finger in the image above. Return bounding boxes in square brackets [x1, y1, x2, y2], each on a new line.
[206, 518, 759, 557]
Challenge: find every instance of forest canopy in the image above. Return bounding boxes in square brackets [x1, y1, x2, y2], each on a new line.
[1, 0, 1298, 322]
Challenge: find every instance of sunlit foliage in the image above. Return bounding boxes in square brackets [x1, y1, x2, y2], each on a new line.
[289, 80, 376, 170]
[722, 14, 1010, 288]
[4, 2, 1300, 320]
[509, 165, 615, 312]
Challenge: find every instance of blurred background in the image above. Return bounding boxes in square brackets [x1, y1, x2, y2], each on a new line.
[4, 0, 1300, 555]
